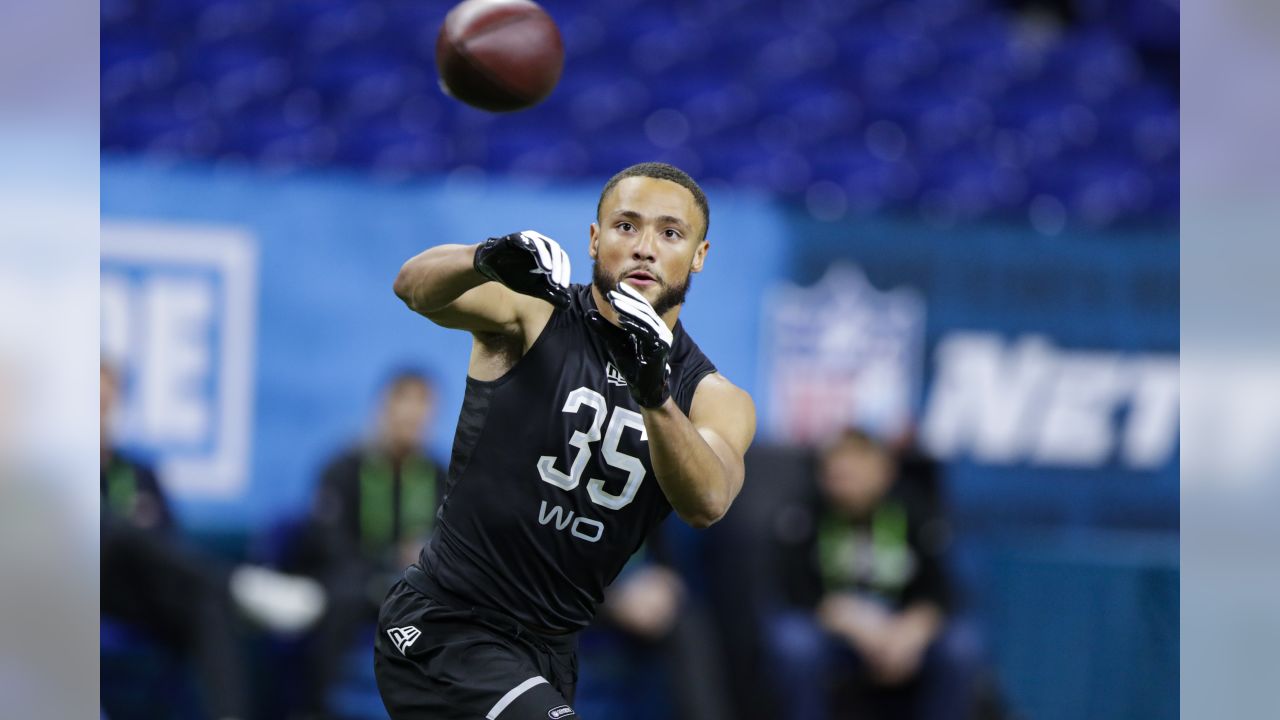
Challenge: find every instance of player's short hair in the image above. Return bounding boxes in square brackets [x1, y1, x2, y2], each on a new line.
[597, 162, 710, 240]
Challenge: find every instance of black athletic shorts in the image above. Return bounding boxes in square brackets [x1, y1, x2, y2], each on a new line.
[374, 566, 581, 720]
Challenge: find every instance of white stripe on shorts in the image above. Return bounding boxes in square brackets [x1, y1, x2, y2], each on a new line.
[485, 676, 548, 719]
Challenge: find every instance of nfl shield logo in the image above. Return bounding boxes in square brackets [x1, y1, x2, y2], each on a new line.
[762, 264, 925, 445]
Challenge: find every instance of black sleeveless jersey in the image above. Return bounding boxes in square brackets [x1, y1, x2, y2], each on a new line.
[416, 283, 717, 633]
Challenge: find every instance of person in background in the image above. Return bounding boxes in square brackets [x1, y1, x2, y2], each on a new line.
[295, 368, 447, 719]
[765, 428, 982, 720]
[581, 522, 734, 720]
[101, 360, 324, 720]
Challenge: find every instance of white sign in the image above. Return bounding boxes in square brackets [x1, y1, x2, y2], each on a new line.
[101, 221, 259, 498]
[922, 332, 1179, 469]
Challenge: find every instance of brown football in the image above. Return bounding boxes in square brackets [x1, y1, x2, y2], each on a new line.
[435, 0, 565, 113]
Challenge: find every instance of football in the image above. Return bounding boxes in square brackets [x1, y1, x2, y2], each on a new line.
[435, 0, 565, 113]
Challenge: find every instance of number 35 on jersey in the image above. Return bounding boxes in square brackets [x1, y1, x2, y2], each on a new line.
[535, 386, 648, 542]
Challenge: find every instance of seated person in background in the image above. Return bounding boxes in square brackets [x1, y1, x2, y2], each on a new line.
[294, 368, 446, 719]
[580, 523, 734, 720]
[101, 360, 323, 720]
[765, 428, 981, 720]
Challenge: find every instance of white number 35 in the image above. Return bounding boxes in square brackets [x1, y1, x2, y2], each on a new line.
[536, 387, 647, 510]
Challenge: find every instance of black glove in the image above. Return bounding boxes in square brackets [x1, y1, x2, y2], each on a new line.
[473, 230, 572, 308]
[586, 282, 673, 408]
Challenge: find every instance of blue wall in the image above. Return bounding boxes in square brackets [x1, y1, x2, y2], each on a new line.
[787, 213, 1179, 530]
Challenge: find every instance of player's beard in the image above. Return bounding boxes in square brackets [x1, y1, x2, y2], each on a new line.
[592, 260, 691, 316]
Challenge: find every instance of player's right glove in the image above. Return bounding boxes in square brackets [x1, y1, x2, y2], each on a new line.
[585, 282, 673, 408]
[473, 230, 572, 309]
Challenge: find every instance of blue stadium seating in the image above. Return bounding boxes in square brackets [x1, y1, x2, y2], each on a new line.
[102, 0, 1177, 229]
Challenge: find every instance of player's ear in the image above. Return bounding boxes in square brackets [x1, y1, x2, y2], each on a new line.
[690, 239, 709, 273]
[588, 223, 600, 259]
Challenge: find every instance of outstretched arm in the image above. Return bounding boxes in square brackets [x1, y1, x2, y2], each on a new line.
[641, 373, 756, 528]
[394, 243, 508, 332]
[393, 231, 571, 336]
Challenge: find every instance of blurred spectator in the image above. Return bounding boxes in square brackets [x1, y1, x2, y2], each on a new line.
[613, 568, 737, 720]
[764, 428, 982, 720]
[579, 526, 735, 720]
[292, 368, 446, 719]
[101, 361, 324, 720]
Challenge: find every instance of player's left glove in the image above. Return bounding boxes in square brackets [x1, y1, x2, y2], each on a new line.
[585, 282, 673, 408]
[473, 230, 572, 309]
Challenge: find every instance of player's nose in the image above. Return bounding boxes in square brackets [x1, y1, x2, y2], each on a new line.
[632, 228, 657, 262]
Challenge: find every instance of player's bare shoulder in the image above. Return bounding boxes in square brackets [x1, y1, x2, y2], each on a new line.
[690, 372, 757, 450]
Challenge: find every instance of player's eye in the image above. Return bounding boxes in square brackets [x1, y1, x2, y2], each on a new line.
[617, 222, 634, 232]
[664, 228, 682, 239]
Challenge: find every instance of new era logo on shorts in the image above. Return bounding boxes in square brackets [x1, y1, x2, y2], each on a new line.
[386, 625, 421, 655]
[548, 706, 575, 719]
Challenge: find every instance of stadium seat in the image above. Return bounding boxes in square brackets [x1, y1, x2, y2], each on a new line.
[101, 0, 1176, 241]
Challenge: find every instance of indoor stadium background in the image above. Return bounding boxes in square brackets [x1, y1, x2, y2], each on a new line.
[100, 0, 1178, 718]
